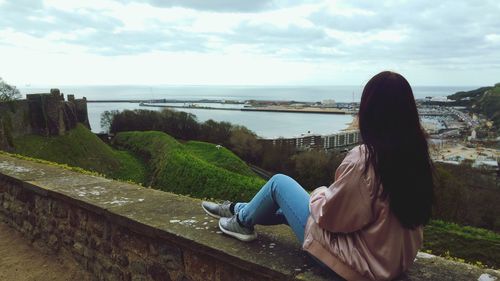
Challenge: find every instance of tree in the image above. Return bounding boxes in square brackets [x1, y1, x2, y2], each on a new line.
[0, 78, 21, 102]
[291, 149, 331, 190]
[199, 119, 232, 146]
[100, 110, 120, 133]
[229, 126, 262, 163]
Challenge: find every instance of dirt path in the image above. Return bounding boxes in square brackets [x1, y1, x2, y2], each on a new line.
[0, 221, 92, 281]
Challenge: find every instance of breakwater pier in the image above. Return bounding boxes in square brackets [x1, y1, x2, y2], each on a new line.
[87, 99, 355, 115]
[139, 103, 353, 115]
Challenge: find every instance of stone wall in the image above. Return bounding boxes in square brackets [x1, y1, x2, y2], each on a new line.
[0, 154, 499, 281]
[0, 182, 258, 281]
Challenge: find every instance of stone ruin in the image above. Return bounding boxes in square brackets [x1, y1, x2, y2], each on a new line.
[26, 88, 90, 136]
[0, 88, 90, 150]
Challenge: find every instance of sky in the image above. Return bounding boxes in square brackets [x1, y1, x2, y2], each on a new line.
[0, 0, 499, 86]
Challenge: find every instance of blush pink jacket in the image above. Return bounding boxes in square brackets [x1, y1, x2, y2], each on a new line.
[303, 145, 422, 281]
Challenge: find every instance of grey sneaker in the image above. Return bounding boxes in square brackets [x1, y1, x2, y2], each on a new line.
[219, 215, 257, 242]
[201, 200, 233, 218]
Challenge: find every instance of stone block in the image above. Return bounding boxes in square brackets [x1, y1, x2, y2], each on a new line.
[131, 275, 148, 281]
[84, 247, 96, 259]
[96, 253, 113, 272]
[11, 200, 24, 213]
[149, 242, 159, 256]
[158, 244, 183, 271]
[114, 229, 148, 257]
[14, 213, 23, 227]
[15, 188, 32, 203]
[73, 242, 85, 256]
[88, 219, 105, 238]
[111, 265, 125, 281]
[183, 250, 215, 281]
[48, 234, 59, 248]
[116, 253, 129, 268]
[130, 259, 147, 275]
[22, 220, 33, 233]
[99, 241, 113, 255]
[26, 212, 37, 226]
[214, 261, 261, 281]
[89, 235, 99, 250]
[93, 260, 104, 276]
[69, 208, 81, 228]
[75, 230, 88, 244]
[148, 262, 172, 281]
[52, 202, 68, 218]
[34, 197, 51, 214]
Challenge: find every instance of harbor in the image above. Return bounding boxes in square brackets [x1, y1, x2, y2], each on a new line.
[138, 103, 354, 115]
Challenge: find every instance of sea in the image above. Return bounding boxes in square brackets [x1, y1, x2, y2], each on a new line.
[20, 85, 475, 138]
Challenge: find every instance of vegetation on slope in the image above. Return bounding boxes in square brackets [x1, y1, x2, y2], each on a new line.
[184, 141, 257, 177]
[433, 163, 499, 231]
[424, 220, 500, 269]
[113, 131, 265, 201]
[12, 123, 147, 184]
[475, 84, 500, 131]
[448, 83, 500, 132]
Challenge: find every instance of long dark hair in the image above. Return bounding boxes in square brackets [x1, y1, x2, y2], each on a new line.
[359, 71, 433, 229]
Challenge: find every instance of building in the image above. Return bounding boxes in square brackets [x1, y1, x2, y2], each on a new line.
[322, 131, 360, 149]
[264, 130, 361, 150]
[321, 99, 336, 107]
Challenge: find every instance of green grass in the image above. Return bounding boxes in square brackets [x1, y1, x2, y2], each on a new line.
[184, 141, 257, 177]
[113, 131, 265, 201]
[12, 123, 147, 184]
[424, 220, 500, 269]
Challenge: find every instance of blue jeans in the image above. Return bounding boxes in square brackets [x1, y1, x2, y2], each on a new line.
[235, 174, 345, 279]
[234, 174, 310, 243]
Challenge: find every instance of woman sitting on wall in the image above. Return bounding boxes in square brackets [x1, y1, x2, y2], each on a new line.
[202, 71, 434, 281]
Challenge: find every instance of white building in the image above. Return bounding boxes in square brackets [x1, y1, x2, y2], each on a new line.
[321, 99, 336, 107]
[322, 131, 360, 149]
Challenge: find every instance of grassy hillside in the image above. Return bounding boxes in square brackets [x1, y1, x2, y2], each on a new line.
[448, 83, 500, 131]
[476, 84, 500, 131]
[424, 220, 500, 268]
[184, 141, 257, 177]
[12, 123, 147, 184]
[113, 131, 265, 201]
[448, 86, 493, 101]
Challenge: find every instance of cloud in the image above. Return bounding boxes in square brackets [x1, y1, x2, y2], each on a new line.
[118, 0, 276, 12]
[303, 0, 500, 68]
[0, 0, 123, 37]
[0, 0, 499, 85]
[66, 28, 211, 55]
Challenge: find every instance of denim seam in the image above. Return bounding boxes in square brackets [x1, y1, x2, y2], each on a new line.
[274, 188, 307, 240]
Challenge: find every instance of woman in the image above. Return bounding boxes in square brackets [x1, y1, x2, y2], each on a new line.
[202, 71, 434, 281]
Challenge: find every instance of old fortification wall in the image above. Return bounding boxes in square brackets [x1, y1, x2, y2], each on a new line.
[0, 89, 90, 150]
[0, 154, 499, 281]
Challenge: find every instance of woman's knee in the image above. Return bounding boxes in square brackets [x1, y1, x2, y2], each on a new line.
[270, 174, 297, 191]
[271, 173, 291, 182]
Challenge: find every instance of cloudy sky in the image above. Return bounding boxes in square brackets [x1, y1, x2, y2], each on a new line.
[0, 0, 499, 86]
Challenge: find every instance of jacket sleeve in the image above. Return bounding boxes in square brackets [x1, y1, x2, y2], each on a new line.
[309, 159, 374, 233]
